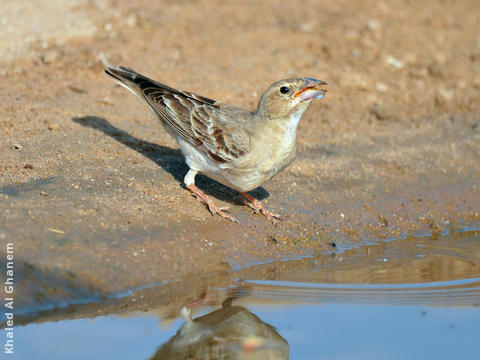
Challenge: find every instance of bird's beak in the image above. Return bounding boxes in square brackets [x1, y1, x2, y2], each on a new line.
[294, 79, 328, 101]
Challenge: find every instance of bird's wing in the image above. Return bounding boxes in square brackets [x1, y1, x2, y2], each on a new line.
[105, 66, 252, 164]
[143, 86, 251, 164]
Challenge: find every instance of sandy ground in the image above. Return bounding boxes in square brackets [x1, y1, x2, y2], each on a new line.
[1, 0, 479, 315]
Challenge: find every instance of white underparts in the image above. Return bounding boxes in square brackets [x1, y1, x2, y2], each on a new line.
[114, 79, 139, 97]
[286, 110, 302, 136]
[284, 105, 306, 146]
[184, 169, 197, 186]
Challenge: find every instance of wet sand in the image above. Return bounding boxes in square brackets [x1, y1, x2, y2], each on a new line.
[11, 229, 480, 326]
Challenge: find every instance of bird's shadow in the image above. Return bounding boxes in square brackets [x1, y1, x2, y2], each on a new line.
[72, 116, 268, 202]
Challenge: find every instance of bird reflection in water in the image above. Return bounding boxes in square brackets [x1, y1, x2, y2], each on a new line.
[150, 298, 289, 359]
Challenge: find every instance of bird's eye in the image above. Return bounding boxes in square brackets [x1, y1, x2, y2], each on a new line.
[280, 86, 290, 94]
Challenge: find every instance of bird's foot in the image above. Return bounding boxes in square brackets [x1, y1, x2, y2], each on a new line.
[240, 192, 281, 224]
[187, 184, 239, 224]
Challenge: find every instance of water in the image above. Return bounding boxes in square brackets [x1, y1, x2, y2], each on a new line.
[8, 230, 480, 359]
[15, 303, 480, 360]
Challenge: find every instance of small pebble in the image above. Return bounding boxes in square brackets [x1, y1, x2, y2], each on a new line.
[375, 82, 389, 93]
[126, 15, 137, 27]
[385, 56, 404, 69]
[428, 62, 444, 78]
[369, 103, 397, 121]
[41, 50, 59, 64]
[48, 123, 60, 131]
[470, 52, 480, 62]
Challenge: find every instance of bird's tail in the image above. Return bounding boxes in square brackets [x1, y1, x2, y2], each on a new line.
[105, 65, 182, 99]
[104, 66, 145, 97]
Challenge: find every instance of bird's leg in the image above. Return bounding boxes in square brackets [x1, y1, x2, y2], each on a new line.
[184, 169, 239, 223]
[180, 288, 223, 322]
[187, 184, 239, 223]
[180, 290, 208, 322]
[187, 184, 231, 214]
[239, 192, 281, 224]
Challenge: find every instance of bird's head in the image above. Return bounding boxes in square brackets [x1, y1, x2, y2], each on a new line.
[256, 78, 327, 120]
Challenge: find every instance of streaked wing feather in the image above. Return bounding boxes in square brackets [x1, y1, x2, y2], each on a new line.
[145, 90, 192, 141]
[142, 86, 250, 163]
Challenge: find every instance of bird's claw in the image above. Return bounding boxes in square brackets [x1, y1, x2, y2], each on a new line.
[187, 184, 239, 223]
[261, 209, 281, 224]
[241, 197, 281, 225]
[206, 201, 238, 223]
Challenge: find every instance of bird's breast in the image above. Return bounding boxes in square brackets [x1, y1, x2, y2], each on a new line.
[245, 127, 297, 184]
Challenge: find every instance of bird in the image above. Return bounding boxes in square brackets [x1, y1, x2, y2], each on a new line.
[105, 66, 327, 224]
[152, 298, 289, 359]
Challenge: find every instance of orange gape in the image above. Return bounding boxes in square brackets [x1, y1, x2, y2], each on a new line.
[294, 86, 315, 97]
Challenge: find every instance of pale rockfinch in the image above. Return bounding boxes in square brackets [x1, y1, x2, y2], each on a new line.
[105, 66, 327, 223]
